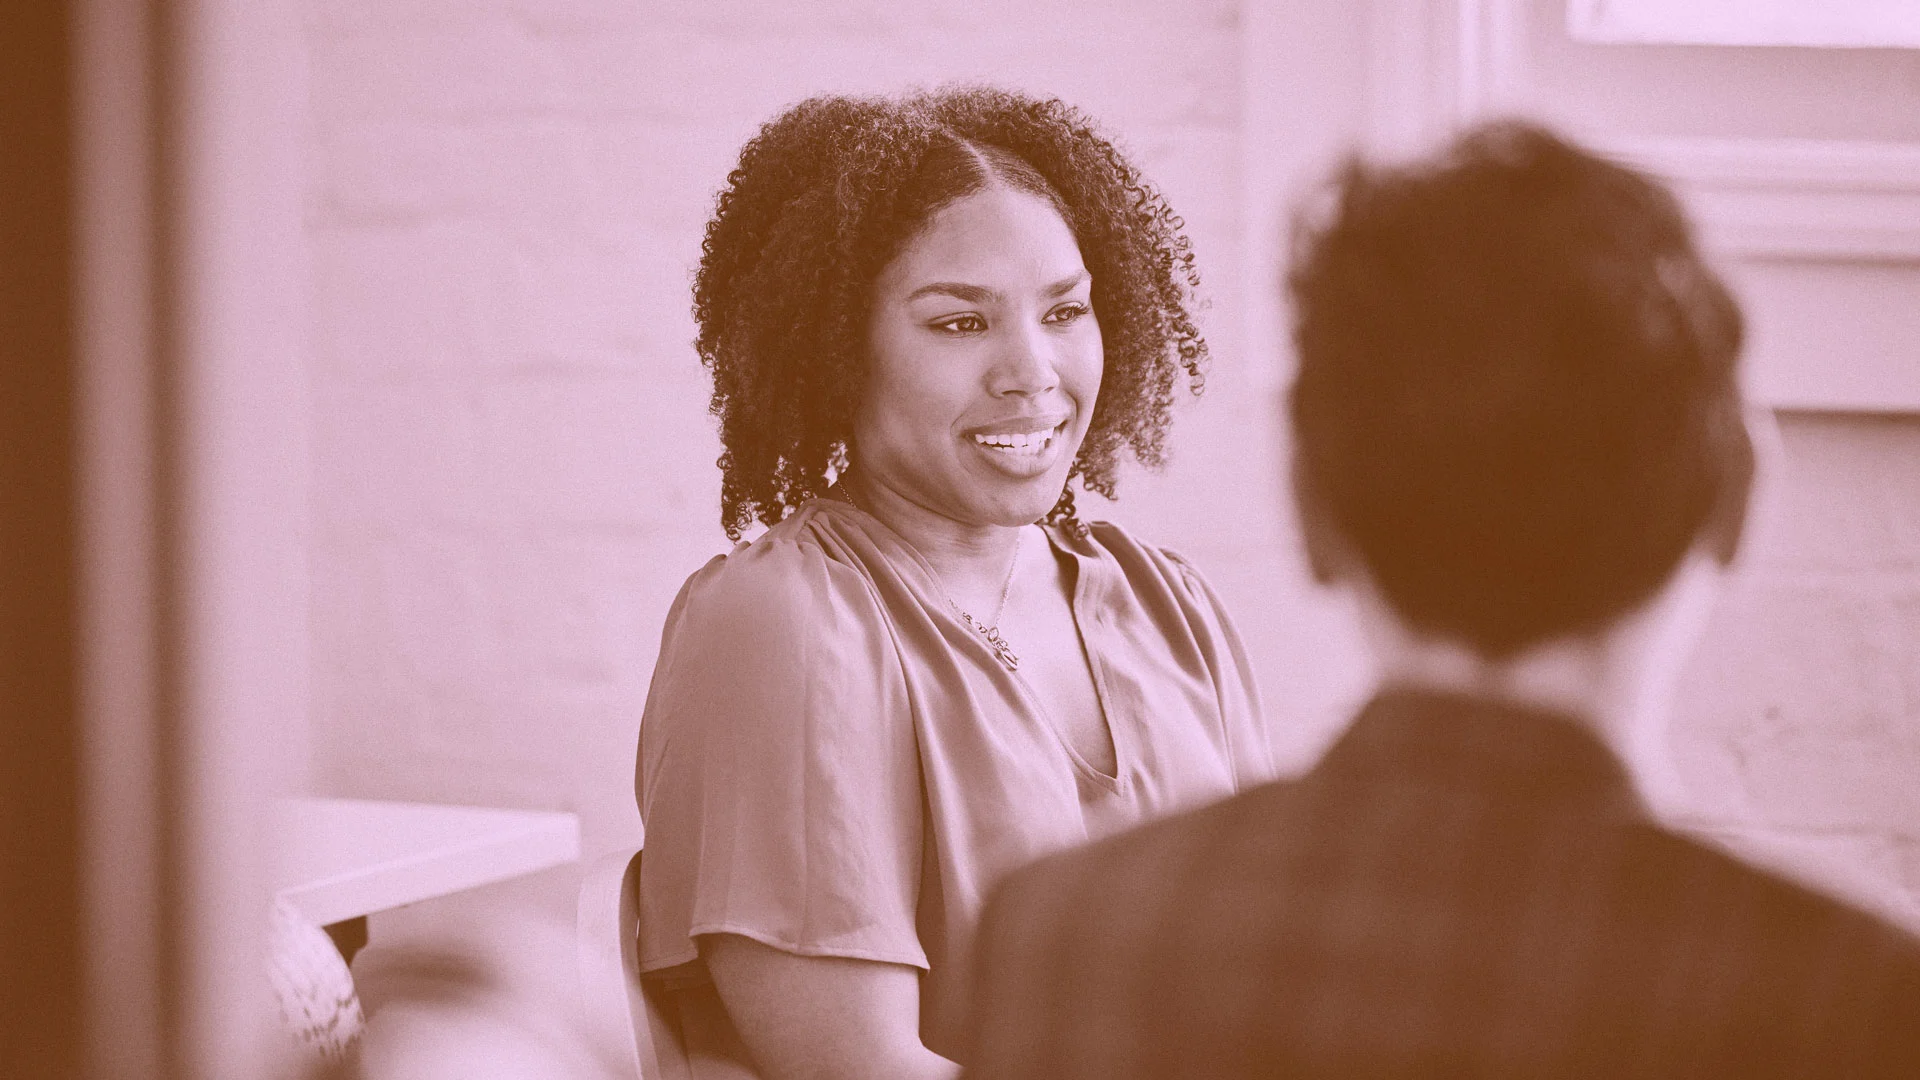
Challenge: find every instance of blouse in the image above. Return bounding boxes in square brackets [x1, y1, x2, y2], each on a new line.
[635, 497, 1274, 1063]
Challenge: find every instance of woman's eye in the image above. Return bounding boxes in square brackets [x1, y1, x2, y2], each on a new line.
[930, 314, 987, 334]
[1046, 302, 1091, 325]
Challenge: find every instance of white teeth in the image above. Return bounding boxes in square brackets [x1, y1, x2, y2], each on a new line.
[973, 430, 1054, 455]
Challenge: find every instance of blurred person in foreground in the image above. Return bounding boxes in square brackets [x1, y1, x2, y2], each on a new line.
[961, 121, 1920, 1078]
[635, 86, 1275, 1080]
[278, 900, 630, 1080]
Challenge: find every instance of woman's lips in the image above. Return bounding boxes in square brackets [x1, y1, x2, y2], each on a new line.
[965, 419, 1071, 474]
[971, 426, 1057, 455]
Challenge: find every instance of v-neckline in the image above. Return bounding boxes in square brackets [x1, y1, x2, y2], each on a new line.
[814, 498, 1127, 792]
[1035, 523, 1125, 791]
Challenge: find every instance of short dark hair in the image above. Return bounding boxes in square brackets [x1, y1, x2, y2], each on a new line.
[694, 86, 1207, 540]
[1287, 121, 1754, 657]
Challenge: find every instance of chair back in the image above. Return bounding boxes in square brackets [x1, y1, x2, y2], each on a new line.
[577, 847, 692, 1080]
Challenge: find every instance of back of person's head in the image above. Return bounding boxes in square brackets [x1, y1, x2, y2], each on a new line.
[1288, 120, 1754, 659]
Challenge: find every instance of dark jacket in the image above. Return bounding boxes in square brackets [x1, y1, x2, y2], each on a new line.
[963, 688, 1920, 1078]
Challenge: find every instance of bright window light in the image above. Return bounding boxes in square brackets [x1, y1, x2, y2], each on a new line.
[1569, 0, 1920, 49]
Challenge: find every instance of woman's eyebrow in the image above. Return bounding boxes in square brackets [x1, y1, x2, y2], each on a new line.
[904, 272, 1087, 305]
[905, 281, 997, 304]
[1044, 270, 1090, 297]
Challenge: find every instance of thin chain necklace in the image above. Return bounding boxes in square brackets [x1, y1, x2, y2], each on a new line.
[832, 482, 1022, 671]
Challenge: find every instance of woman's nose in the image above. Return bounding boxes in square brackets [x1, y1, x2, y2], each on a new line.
[989, 322, 1059, 397]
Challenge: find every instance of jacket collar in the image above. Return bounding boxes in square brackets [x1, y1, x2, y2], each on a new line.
[1316, 684, 1648, 818]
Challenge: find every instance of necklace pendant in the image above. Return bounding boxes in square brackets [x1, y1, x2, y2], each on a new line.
[959, 610, 1021, 671]
[979, 626, 1020, 671]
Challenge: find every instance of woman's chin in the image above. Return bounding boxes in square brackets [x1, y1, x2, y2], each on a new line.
[983, 477, 1072, 526]
[958, 441, 1081, 519]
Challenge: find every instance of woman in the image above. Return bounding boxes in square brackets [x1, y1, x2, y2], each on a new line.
[636, 87, 1274, 1079]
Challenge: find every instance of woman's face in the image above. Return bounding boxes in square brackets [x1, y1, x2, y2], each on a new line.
[854, 184, 1103, 528]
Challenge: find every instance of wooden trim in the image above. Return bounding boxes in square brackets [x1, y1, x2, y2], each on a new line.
[158, 0, 311, 1072]
[71, 1, 186, 1075]
[1355, 0, 1920, 410]
[1608, 136, 1920, 262]
[70, 1, 309, 1075]
[1, 0, 85, 1069]
[1566, 0, 1920, 50]
[1365, 0, 1920, 259]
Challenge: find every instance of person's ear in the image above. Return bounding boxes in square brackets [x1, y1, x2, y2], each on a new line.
[1702, 402, 1774, 568]
[1291, 454, 1352, 586]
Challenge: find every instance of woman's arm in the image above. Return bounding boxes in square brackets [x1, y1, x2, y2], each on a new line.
[703, 933, 960, 1080]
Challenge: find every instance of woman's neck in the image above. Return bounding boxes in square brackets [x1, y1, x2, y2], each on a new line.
[837, 472, 1028, 610]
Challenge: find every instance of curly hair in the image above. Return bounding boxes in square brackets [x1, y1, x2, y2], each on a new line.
[1288, 121, 1753, 658]
[692, 86, 1208, 539]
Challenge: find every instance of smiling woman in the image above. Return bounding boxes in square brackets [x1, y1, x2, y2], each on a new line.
[855, 182, 1101, 569]
[633, 87, 1276, 1080]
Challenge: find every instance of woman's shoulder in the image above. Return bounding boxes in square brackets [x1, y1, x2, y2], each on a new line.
[646, 504, 902, 731]
[1066, 517, 1215, 600]
[672, 503, 876, 633]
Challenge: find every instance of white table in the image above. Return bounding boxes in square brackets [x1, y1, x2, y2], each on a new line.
[275, 797, 581, 962]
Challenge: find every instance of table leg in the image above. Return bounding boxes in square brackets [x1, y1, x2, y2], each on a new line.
[323, 915, 368, 967]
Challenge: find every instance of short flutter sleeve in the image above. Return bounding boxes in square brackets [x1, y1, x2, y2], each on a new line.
[1158, 547, 1276, 791]
[635, 536, 926, 975]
